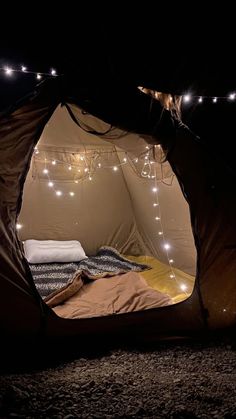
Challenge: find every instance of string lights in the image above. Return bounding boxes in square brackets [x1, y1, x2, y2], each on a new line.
[32, 145, 172, 192]
[182, 92, 236, 104]
[1, 65, 236, 105]
[146, 149, 189, 296]
[138, 85, 236, 105]
[0, 65, 58, 80]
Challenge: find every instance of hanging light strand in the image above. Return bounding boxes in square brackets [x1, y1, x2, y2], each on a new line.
[0, 65, 58, 80]
[138, 86, 236, 104]
[152, 165, 189, 295]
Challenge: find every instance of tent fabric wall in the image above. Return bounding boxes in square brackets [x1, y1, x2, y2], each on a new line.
[18, 104, 196, 274]
[165, 127, 236, 330]
[0, 77, 235, 343]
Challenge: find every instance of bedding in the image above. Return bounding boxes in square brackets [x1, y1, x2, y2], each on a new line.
[23, 239, 87, 263]
[29, 261, 82, 300]
[53, 272, 172, 319]
[126, 255, 195, 304]
[30, 246, 151, 306]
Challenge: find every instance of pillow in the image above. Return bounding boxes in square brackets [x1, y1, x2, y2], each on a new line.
[23, 239, 87, 264]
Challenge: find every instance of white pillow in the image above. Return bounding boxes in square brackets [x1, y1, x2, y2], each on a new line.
[23, 239, 87, 264]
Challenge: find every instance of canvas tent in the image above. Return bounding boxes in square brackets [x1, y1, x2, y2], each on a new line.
[0, 77, 235, 348]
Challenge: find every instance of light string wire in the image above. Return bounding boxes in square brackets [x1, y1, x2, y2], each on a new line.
[33, 145, 175, 184]
[152, 164, 189, 295]
[0, 65, 58, 79]
[138, 85, 236, 104]
[1, 66, 236, 103]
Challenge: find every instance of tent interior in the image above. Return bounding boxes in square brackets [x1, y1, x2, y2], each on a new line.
[17, 103, 197, 320]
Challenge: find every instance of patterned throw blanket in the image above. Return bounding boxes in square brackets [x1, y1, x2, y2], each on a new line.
[30, 246, 150, 307]
[77, 247, 150, 279]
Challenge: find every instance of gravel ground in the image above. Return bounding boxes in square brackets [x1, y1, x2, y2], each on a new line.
[0, 336, 236, 418]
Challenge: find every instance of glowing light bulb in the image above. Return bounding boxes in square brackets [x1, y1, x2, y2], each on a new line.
[198, 96, 203, 103]
[169, 259, 174, 263]
[153, 203, 158, 207]
[98, 163, 102, 168]
[84, 168, 89, 172]
[229, 93, 235, 100]
[158, 231, 163, 235]
[48, 181, 54, 187]
[123, 158, 127, 162]
[152, 187, 158, 192]
[16, 223, 22, 230]
[145, 146, 149, 149]
[51, 69, 56, 76]
[68, 165, 72, 170]
[213, 97, 217, 103]
[5, 67, 13, 75]
[170, 274, 175, 278]
[164, 243, 170, 250]
[155, 216, 160, 220]
[135, 158, 138, 163]
[21, 66, 26, 72]
[43, 169, 49, 174]
[183, 94, 191, 102]
[180, 284, 187, 291]
[89, 176, 92, 181]
[56, 190, 62, 196]
[36, 73, 42, 79]
[69, 192, 75, 196]
[113, 166, 118, 171]
[52, 160, 56, 165]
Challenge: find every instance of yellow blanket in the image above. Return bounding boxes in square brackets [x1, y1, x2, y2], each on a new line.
[126, 255, 195, 304]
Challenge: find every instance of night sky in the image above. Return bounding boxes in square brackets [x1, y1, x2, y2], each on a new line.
[1, 13, 235, 171]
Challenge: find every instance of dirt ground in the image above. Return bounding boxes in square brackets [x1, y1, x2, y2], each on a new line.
[0, 335, 236, 418]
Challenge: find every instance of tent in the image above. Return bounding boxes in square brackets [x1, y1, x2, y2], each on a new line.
[0, 76, 235, 350]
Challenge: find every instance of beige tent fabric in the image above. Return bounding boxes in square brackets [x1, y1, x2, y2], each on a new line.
[18, 104, 196, 275]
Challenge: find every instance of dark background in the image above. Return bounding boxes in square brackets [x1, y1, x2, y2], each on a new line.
[1, 11, 235, 169]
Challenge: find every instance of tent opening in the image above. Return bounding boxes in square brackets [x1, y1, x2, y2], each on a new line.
[17, 103, 197, 320]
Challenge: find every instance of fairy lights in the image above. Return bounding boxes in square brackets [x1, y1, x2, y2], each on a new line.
[182, 92, 236, 104]
[0, 65, 58, 80]
[1, 64, 235, 107]
[150, 158, 188, 296]
[138, 86, 236, 105]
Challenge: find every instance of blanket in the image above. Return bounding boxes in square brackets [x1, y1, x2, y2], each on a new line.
[77, 246, 151, 279]
[30, 246, 151, 307]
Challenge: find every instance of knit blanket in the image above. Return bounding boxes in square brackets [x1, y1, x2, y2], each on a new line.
[77, 246, 150, 279]
[30, 246, 150, 307]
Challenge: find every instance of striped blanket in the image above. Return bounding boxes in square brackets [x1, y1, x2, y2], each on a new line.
[30, 246, 150, 305]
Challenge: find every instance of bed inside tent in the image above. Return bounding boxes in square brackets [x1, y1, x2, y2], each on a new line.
[17, 103, 197, 320]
